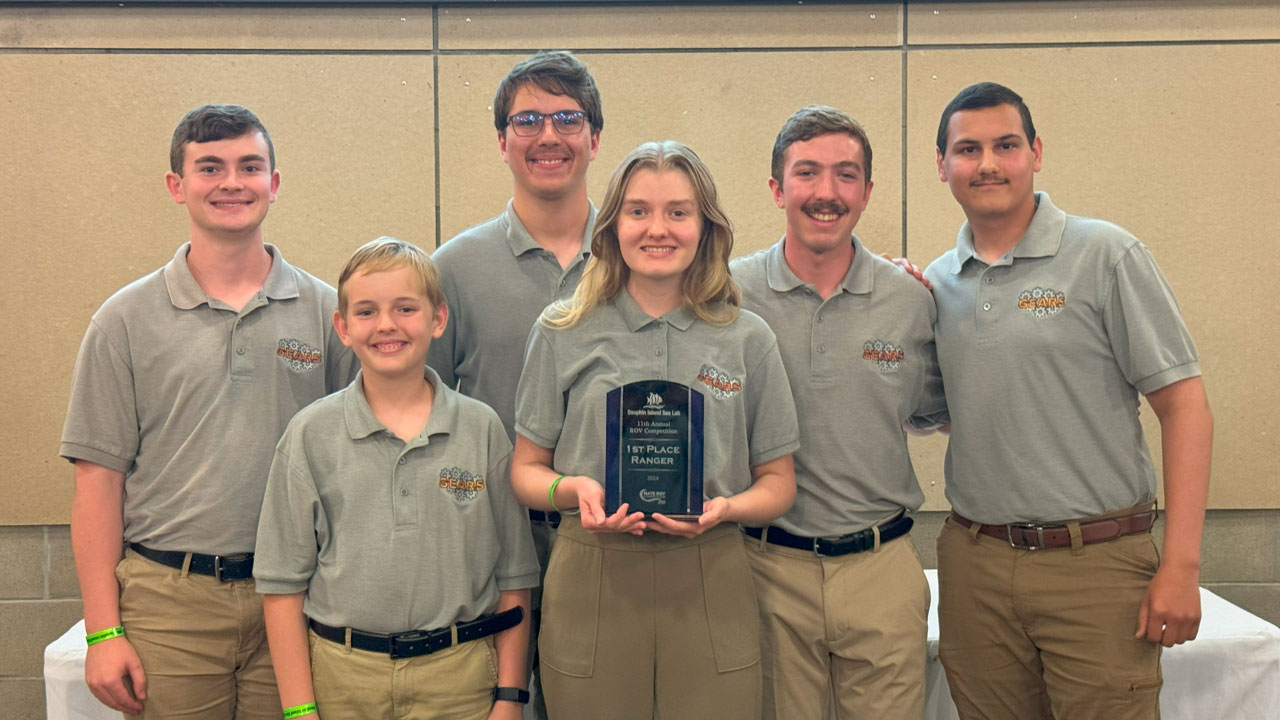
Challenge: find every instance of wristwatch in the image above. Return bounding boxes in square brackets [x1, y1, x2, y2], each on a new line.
[493, 687, 530, 704]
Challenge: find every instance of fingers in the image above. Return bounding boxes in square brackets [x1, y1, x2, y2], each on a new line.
[647, 513, 700, 538]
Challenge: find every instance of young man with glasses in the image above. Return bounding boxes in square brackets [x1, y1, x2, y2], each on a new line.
[426, 50, 602, 720]
[731, 105, 944, 720]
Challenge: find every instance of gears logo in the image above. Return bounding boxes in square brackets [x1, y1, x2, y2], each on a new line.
[862, 340, 905, 373]
[438, 466, 486, 502]
[696, 364, 743, 399]
[1017, 287, 1066, 319]
[276, 338, 322, 372]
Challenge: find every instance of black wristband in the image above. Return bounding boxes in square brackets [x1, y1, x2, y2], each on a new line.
[493, 687, 530, 704]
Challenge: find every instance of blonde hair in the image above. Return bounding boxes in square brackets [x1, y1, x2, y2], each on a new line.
[337, 236, 444, 315]
[543, 140, 740, 329]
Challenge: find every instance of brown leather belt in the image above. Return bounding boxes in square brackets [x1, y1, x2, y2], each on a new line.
[950, 509, 1156, 550]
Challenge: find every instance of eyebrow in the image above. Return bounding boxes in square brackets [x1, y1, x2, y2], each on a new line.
[192, 154, 268, 165]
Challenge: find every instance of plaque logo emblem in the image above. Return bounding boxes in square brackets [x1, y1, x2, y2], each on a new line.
[638, 489, 667, 504]
[644, 393, 664, 410]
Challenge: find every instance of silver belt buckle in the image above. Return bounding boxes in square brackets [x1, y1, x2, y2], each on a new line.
[1007, 523, 1046, 550]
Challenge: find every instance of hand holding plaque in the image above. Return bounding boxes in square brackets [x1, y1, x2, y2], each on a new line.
[605, 380, 704, 517]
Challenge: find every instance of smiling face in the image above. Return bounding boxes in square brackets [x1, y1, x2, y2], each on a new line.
[769, 132, 873, 257]
[937, 103, 1042, 223]
[498, 83, 599, 203]
[616, 168, 702, 292]
[165, 131, 279, 242]
[334, 265, 448, 383]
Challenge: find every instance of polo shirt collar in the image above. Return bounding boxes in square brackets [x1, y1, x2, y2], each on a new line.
[163, 242, 299, 309]
[951, 192, 1064, 273]
[765, 234, 874, 295]
[502, 198, 597, 262]
[614, 288, 697, 332]
[343, 366, 459, 444]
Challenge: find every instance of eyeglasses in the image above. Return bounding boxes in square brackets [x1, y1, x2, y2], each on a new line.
[506, 110, 589, 137]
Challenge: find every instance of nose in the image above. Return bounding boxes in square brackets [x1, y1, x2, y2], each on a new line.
[814, 170, 837, 198]
[536, 116, 560, 144]
[979, 149, 999, 174]
[220, 169, 245, 190]
[646, 214, 667, 238]
[375, 310, 397, 332]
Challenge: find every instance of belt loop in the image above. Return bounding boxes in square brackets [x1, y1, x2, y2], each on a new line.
[180, 552, 193, 579]
[967, 520, 983, 542]
[1067, 521, 1085, 554]
[871, 524, 882, 553]
[343, 627, 352, 654]
[758, 527, 770, 552]
[450, 624, 460, 647]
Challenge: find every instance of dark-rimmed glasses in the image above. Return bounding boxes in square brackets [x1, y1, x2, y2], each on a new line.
[506, 111, 588, 137]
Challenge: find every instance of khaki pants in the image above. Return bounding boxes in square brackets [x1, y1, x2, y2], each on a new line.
[539, 517, 761, 720]
[745, 532, 928, 720]
[936, 516, 1163, 720]
[308, 629, 498, 720]
[115, 548, 278, 720]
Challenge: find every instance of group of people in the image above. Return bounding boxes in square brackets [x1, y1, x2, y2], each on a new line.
[61, 49, 1212, 720]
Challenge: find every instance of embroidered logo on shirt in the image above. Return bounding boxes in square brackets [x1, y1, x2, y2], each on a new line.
[1017, 287, 1066, 319]
[276, 338, 323, 372]
[696, 364, 742, 399]
[439, 466, 486, 502]
[862, 340, 904, 373]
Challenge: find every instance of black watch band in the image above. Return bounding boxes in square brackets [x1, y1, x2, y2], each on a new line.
[493, 687, 530, 704]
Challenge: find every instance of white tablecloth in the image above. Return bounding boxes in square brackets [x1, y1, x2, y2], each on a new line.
[46, 571, 1280, 720]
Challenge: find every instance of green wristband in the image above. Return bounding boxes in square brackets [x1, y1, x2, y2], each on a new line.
[85, 626, 125, 646]
[548, 475, 566, 512]
[282, 702, 317, 719]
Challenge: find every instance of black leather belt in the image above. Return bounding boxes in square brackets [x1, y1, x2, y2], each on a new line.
[528, 509, 561, 527]
[309, 607, 524, 659]
[129, 543, 254, 582]
[743, 512, 914, 557]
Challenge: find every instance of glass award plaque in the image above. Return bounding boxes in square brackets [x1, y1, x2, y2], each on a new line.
[604, 380, 704, 517]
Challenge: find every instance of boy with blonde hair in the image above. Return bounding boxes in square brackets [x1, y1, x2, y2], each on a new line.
[255, 237, 539, 720]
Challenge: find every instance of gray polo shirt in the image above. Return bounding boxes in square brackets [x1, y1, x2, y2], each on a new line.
[427, 200, 595, 440]
[60, 244, 357, 554]
[925, 192, 1201, 524]
[732, 236, 944, 536]
[254, 367, 539, 633]
[515, 290, 800, 501]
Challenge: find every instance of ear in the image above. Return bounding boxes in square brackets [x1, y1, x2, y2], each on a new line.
[862, 179, 874, 205]
[936, 147, 947, 183]
[768, 176, 785, 210]
[588, 130, 601, 161]
[430, 301, 449, 339]
[333, 309, 354, 348]
[268, 168, 281, 204]
[165, 171, 186, 204]
[498, 130, 509, 164]
[1031, 135, 1043, 173]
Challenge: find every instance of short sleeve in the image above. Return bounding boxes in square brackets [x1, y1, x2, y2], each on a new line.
[253, 426, 323, 595]
[59, 316, 139, 472]
[1102, 243, 1200, 395]
[485, 427, 539, 591]
[744, 336, 800, 467]
[513, 323, 565, 449]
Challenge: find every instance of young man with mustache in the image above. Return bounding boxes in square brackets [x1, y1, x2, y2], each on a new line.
[925, 81, 1212, 720]
[731, 105, 945, 720]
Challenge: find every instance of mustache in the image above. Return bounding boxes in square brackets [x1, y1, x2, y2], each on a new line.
[801, 201, 848, 215]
